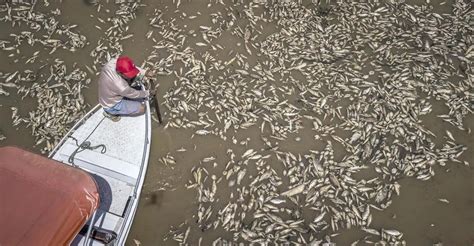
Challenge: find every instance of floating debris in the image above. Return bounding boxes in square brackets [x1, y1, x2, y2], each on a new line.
[438, 198, 450, 204]
[0, 0, 471, 244]
[159, 152, 177, 168]
[158, 0, 471, 244]
[90, 2, 143, 73]
[14, 61, 90, 153]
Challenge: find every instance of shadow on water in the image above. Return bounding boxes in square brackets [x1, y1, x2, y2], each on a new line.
[144, 190, 165, 207]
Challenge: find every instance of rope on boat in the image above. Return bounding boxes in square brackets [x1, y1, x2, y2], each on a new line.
[67, 135, 106, 166]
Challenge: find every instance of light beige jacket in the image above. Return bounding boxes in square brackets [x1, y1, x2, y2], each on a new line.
[98, 58, 148, 108]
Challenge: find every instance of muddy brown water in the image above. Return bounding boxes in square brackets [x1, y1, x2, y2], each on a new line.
[0, 0, 472, 245]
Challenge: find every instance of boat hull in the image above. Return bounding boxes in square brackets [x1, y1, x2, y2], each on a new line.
[50, 103, 151, 246]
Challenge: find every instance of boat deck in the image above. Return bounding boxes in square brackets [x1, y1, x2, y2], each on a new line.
[51, 105, 151, 245]
[53, 106, 147, 180]
[90, 172, 133, 216]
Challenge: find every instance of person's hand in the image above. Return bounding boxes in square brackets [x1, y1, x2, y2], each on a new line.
[145, 70, 156, 78]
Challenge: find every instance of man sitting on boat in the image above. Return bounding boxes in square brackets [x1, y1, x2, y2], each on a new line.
[98, 56, 155, 120]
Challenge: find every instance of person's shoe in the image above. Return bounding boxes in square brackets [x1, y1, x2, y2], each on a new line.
[103, 111, 121, 122]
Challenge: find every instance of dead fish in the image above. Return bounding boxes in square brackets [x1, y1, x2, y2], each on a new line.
[281, 184, 305, 197]
[438, 198, 449, 204]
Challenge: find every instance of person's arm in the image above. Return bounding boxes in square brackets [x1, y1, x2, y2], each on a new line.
[120, 86, 148, 99]
[115, 74, 149, 98]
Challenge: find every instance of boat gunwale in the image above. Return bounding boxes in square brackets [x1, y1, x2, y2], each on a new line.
[116, 101, 152, 245]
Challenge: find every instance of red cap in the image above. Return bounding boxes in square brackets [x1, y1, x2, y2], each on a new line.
[116, 56, 140, 78]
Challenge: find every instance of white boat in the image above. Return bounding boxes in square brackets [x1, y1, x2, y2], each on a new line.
[49, 102, 152, 245]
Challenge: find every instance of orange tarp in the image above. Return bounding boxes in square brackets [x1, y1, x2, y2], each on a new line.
[0, 146, 99, 245]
